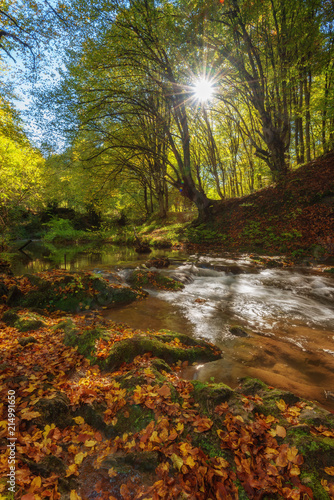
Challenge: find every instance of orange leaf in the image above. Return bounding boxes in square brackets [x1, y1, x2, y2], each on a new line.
[325, 466, 334, 476]
[157, 384, 171, 398]
[276, 425, 286, 438]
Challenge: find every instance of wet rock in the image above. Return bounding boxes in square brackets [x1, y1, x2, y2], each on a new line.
[18, 336, 38, 346]
[34, 392, 73, 428]
[169, 272, 193, 284]
[25, 455, 66, 478]
[145, 257, 170, 268]
[128, 270, 184, 290]
[229, 325, 250, 338]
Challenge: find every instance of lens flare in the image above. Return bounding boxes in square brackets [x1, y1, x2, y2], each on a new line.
[193, 78, 214, 102]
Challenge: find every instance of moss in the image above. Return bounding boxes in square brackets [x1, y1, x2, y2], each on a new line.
[300, 472, 331, 500]
[10, 272, 142, 313]
[103, 333, 221, 371]
[106, 405, 155, 438]
[64, 327, 109, 363]
[190, 380, 233, 415]
[237, 377, 269, 395]
[287, 427, 334, 468]
[2, 309, 45, 331]
[75, 402, 107, 433]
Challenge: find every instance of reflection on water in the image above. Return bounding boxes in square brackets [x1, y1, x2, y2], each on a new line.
[9, 243, 334, 411]
[10, 241, 185, 275]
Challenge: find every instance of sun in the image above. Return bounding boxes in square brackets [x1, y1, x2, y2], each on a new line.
[193, 78, 214, 102]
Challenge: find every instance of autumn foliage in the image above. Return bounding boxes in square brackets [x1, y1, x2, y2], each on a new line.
[0, 271, 334, 499]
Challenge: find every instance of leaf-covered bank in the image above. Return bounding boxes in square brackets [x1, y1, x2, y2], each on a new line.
[183, 152, 334, 259]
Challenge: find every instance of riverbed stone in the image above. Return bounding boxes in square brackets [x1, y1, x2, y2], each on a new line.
[229, 325, 250, 337]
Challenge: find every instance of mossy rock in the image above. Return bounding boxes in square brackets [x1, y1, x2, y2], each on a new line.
[106, 405, 155, 438]
[102, 332, 222, 371]
[129, 270, 184, 290]
[2, 309, 46, 332]
[63, 327, 222, 371]
[190, 380, 234, 415]
[6, 272, 143, 313]
[18, 336, 38, 346]
[115, 367, 167, 392]
[24, 455, 67, 478]
[74, 402, 108, 433]
[102, 450, 159, 474]
[237, 377, 269, 396]
[34, 392, 73, 428]
[63, 327, 113, 363]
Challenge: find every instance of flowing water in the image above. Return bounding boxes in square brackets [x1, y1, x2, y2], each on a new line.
[11, 242, 334, 411]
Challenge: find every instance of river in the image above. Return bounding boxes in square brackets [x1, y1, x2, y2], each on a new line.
[11, 241, 334, 412]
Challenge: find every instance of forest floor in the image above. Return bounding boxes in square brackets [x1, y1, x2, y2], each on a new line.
[1, 270, 334, 500]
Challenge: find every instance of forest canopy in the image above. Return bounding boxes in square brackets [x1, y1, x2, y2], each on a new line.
[1, 0, 334, 222]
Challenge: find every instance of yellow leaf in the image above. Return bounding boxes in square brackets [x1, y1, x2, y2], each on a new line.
[324, 466, 334, 476]
[29, 476, 42, 491]
[21, 410, 41, 420]
[185, 456, 196, 467]
[73, 416, 85, 425]
[176, 422, 184, 433]
[276, 399, 287, 411]
[171, 453, 183, 471]
[287, 446, 299, 463]
[84, 440, 97, 447]
[216, 457, 229, 468]
[65, 464, 78, 477]
[74, 452, 87, 465]
[70, 491, 82, 500]
[290, 464, 300, 476]
[265, 415, 276, 424]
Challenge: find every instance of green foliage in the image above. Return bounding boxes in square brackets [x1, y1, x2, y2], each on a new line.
[185, 224, 228, 244]
[42, 218, 86, 243]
